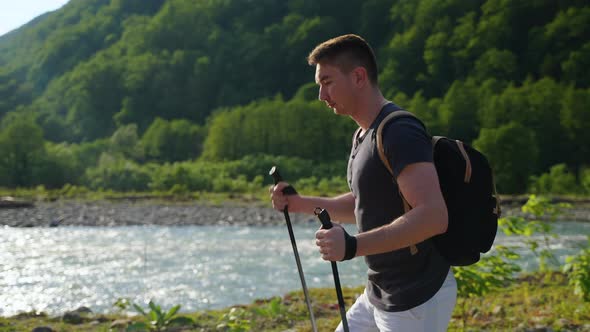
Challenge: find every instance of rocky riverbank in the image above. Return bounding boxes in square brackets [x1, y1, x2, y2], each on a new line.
[1, 199, 589, 228]
[0, 200, 316, 227]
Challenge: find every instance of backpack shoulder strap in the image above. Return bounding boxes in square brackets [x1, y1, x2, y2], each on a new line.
[375, 110, 418, 177]
[375, 110, 420, 255]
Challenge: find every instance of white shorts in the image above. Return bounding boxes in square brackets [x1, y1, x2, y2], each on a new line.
[336, 269, 457, 332]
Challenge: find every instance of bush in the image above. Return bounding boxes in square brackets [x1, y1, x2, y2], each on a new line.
[581, 167, 590, 195]
[293, 176, 349, 196]
[529, 163, 580, 195]
[563, 236, 590, 302]
[84, 154, 151, 191]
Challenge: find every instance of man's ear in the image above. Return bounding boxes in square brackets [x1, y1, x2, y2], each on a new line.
[352, 67, 369, 88]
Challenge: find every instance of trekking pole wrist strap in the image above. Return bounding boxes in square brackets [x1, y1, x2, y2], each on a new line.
[342, 232, 357, 261]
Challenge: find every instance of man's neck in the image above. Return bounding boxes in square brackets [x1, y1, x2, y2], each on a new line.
[352, 91, 389, 132]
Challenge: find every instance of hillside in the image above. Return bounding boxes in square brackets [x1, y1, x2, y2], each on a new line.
[0, 0, 589, 195]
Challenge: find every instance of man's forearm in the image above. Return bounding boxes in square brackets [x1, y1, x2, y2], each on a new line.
[355, 203, 447, 256]
[290, 192, 356, 224]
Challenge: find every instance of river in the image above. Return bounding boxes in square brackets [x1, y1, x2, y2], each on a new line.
[1, 221, 588, 317]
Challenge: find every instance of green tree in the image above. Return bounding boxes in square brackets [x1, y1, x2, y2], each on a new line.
[0, 113, 46, 187]
[84, 153, 151, 191]
[438, 79, 480, 142]
[529, 163, 579, 195]
[202, 97, 354, 162]
[472, 48, 517, 82]
[110, 123, 143, 160]
[479, 78, 569, 172]
[541, 6, 590, 82]
[141, 118, 202, 162]
[38, 142, 81, 189]
[473, 122, 537, 194]
[561, 86, 590, 169]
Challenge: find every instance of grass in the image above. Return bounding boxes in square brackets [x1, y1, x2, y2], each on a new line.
[449, 272, 589, 331]
[0, 186, 269, 207]
[1, 272, 588, 332]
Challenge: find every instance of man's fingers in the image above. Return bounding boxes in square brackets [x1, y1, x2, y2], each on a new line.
[315, 229, 328, 239]
[269, 182, 290, 211]
[315, 227, 346, 261]
[316, 231, 335, 261]
[319, 247, 331, 260]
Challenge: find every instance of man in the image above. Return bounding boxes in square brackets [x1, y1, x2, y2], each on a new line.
[270, 34, 456, 331]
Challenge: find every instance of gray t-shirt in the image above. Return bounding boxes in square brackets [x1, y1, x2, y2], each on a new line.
[347, 103, 450, 312]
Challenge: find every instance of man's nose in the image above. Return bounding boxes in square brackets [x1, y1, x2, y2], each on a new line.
[318, 86, 326, 101]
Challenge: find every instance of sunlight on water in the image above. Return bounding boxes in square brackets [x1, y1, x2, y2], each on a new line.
[0, 223, 365, 316]
[0, 222, 588, 316]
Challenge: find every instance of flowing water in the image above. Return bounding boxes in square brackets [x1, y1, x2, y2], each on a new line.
[1, 221, 588, 316]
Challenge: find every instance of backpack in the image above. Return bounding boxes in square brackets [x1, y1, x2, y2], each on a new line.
[375, 110, 500, 266]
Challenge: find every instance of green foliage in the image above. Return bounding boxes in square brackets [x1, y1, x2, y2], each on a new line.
[76, 154, 346, 194]
[113, 297, 132, 312]
[453, 194, 571, 325]
[479, 78, 571, 172]
[1, 274, 589, 331]
[39, 142, 82, 188]
[500, 195, 569, 272]
[472, 48, 517, 82]
[128, 300, 194, 332]
[438, 79, 481, 142]
[84, 153, 152, 191]
[251, 297, 290, 318]
[458, 196, 566, 292]
[454, 245, 521, 299]
[0, 113, 47, 187]
[202, 97, 356, 162]
[529, 163, 580, 195]
[141, 118, 203, 162]
[582, 168, 590, 195]
[522, 194, 571, 223]
[216, 307, 251, 332]
[474, 122, 538, 194]
[110, 123, 144, 161]
[294, 176, 349, 196]
[0, 0, 589, 195]
[560, 85, 590, 168]
[563, 236, 590, 302]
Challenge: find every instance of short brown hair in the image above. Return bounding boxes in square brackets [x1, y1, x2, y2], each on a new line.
[307, 34, 378, 84]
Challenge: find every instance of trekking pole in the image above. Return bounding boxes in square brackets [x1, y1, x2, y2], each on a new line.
[314, 208, 350, 332]
[269, 166, 318, 332]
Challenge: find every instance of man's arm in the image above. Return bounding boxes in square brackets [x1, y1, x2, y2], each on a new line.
[292, 192, 356, 224]
[270, 183, 356, 224]
[315, 162, 447, 261]
[355, 162, 447, 256]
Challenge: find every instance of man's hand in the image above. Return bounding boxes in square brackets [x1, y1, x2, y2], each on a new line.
[315, 224, 348, 261]
[269, 182, 295, 211]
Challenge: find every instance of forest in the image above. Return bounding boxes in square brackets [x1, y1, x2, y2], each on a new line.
[0, 0, 589, 195]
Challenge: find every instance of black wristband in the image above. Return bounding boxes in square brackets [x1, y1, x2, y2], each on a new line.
[342, 231, 357, 261]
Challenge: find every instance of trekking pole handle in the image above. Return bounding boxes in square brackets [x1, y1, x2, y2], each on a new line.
[269, 166, 297, 195]
[269, 166, 284, 184]
[314, 208, 333, 229]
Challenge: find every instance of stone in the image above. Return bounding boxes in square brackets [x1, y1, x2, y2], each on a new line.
[32, 327, 54, 332]
[72, 306, 92, 314]
[110, 319, 132, 328]
[62, 312, 83, 324]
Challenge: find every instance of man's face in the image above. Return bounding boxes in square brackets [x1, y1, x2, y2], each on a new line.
[315, 62, 356, 116]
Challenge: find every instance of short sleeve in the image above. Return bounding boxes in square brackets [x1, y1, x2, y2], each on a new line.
[382, 117, 433, 179]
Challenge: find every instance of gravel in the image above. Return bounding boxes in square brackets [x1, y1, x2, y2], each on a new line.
[1, 200, 588, 228]
[0, 200, 315, 227]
